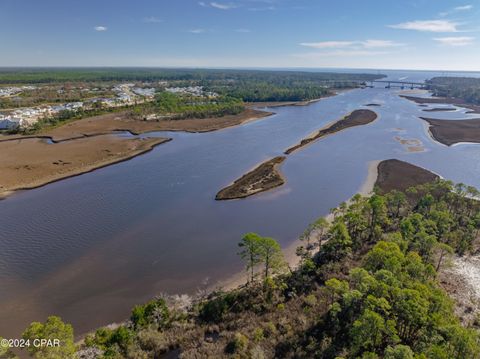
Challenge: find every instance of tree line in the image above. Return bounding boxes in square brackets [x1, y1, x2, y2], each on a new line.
[0, 68, 382, 85]
[427, 77, 480, 105]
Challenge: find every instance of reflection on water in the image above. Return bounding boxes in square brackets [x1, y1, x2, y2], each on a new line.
[1, 70, 480, 337]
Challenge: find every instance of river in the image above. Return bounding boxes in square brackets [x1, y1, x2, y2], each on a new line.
[1, 69, 480, 338]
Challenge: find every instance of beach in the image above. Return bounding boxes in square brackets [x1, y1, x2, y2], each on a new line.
[217, 159, 380, 292]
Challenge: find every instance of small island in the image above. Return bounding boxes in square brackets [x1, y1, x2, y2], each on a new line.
[284, 109, 378, 154]
[422, 107, 457, 112]
[216, 156, 286, 200]
[421, 117, 480, 146]
[401, 95, 480, 114]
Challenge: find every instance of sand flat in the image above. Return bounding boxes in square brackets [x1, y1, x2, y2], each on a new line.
[0, 135, 169, 198]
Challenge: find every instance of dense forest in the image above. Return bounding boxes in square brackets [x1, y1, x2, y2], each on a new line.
[7, 179, 480, 358]
[426, 77, 480, 105]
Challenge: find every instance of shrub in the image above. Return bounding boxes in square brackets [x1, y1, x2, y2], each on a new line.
[263, 322, 277, 337]
[131, 298, 169, 329]
[226, 333, 249, 354]
[304, 294, 317, 307]
[22, 316, 75, 359]
[199, 292, 239, 322]
[384, 345, 414, 359]
[253, 328, 265, 342]
[87, 326, 134, 354]
[137, 328, 168, 354]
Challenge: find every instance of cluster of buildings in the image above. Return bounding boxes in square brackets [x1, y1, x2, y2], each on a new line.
[165, 86, 217, 98]
[95, 84, 155, 108]
[0, 102, 84, 129]
[0, 85, 36, 98]
[0, 84, 157, 130]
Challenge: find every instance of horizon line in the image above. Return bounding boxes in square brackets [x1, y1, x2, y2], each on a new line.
[0, 66, 479, 73]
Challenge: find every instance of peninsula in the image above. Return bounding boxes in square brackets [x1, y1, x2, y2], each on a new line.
[284, 109, 378, 154]
[421, 117, 480, 146]
[0, 135, 170, 199]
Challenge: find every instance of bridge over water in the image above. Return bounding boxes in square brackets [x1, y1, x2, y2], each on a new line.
[367, 80, 426, 89]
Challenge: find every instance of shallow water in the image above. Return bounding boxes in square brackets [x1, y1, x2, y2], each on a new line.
[1, 70, 480, 337]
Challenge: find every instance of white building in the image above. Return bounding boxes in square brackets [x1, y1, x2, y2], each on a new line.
[0, 114, 21, 129]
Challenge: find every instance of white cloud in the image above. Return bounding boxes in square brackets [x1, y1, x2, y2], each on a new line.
[189, 28, 206, 34]
[455, 5, 473, 11]
[389, 20, 458, 32]
[295, 50, 390, 58]
[300, 41, 356, 49]
[94, 26, 107, 32]
[235, 28, 251, 33]
[248, 6, 274, 11]
[199, 1, 237, 9]
[298, 39, 404, 60]
[439, 4, 473, 16]
[300, 39, 403, 50]
[434, 36, 475, 46]
[143, 17, 162, 23]
[361, 40, 403, 48]
[210, 2, 237, 9]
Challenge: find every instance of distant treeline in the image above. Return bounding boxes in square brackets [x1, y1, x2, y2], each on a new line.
[0, 68, 382, 84]
[0, 68, 383, 102]
[426, 77, 480, 105]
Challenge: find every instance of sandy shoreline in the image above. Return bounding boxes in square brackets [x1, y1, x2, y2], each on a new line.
[216, 159, 380, 292]
[216, 158, 440, 292]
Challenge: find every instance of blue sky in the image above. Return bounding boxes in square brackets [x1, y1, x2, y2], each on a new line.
[1, 0, 479, 70]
